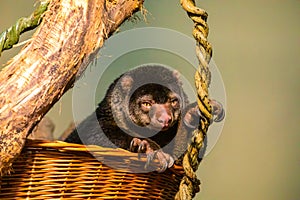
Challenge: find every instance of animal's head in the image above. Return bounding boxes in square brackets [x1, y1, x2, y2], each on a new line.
[110, 65, 189, 134]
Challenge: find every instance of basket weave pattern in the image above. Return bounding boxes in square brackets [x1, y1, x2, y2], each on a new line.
[0, 140, 184, 199]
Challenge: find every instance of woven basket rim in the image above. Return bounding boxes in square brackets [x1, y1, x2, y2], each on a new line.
[24, 139, 184, 173]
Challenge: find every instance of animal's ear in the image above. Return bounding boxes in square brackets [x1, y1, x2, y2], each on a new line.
[172, 70, 183, 86]
[120, 75, 134, 92]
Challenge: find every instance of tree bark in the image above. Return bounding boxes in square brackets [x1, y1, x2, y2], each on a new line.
[0, 0, 143, 175]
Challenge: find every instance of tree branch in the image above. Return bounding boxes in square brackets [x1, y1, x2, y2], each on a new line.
[0, 0, 143, 175]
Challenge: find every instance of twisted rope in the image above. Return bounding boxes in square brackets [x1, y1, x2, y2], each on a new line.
[0, 1, 49, 55]
[175, 0, 213, 199]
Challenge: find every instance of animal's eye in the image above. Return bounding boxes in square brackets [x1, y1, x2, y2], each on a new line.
[141, 102, 152, 108]
[171, 98, 179, 106]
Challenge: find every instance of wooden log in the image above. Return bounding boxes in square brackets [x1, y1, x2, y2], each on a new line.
[0, 0, 143, 175]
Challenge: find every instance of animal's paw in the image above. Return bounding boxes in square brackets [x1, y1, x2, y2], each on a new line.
[183, 100, 225, 127]
[130, 138, 174, 172]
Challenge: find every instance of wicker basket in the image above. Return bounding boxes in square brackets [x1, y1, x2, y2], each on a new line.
[0, 139, 184, 199]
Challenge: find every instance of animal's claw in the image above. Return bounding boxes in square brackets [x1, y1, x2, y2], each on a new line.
[129, 139, 135, 152]
[210, 99, 225, 122]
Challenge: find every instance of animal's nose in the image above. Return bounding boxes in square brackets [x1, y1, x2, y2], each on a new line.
[157, 113, 172, 127]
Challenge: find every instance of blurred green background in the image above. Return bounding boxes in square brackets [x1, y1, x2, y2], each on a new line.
[0, 0, 299, 199]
